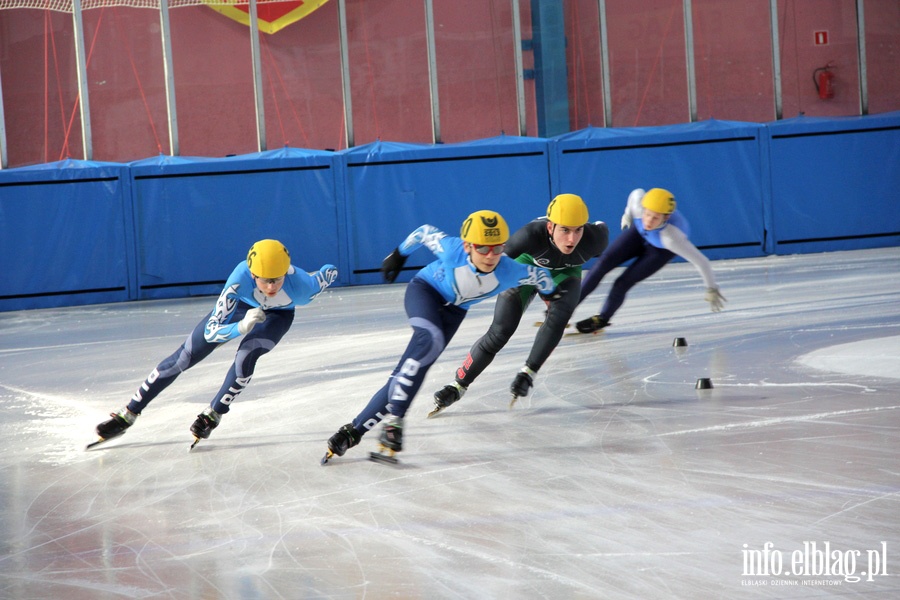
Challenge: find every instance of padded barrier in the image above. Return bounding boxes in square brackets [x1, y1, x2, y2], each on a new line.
[340, 136, 552, 285]
[128, 148, 344, 300]
[765, 113, 900, 254]
[0, 159, 134, 311]
[552, 119, 768, 262]
[1, 113, 897, 312]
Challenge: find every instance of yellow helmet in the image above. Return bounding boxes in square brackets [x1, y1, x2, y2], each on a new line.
[547, 193, 589, 226]
[641, 188, 676, 215]
[460, 210, 509, 245]
[246, 239, 291, 279]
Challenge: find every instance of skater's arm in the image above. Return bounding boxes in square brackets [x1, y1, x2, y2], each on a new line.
[398, 225, 447, 256]
[621, 188, 646, 230]
[659, 226, 717, 289]
[509, 261, 556, 294]
[204, 283, 244, 343]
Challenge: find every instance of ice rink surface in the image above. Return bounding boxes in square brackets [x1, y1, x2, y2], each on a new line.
[1, 247, 899, 599]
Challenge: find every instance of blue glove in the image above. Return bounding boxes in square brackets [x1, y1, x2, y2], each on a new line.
[318, 264, 338, 288]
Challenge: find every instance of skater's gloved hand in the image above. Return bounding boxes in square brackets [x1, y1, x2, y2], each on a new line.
[620, 210, 633, 230]
[704, 287, 726, 312]
[317, 264, 339, 288]
[381, 248, 407, 283]
[238, 307, 266, 334]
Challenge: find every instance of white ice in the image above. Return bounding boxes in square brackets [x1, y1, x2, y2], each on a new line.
[1, 247, 898, 599]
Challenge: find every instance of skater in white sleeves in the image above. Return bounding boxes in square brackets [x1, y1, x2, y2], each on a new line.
[575, 187, 726, 334]
[89, 239, 338, 449]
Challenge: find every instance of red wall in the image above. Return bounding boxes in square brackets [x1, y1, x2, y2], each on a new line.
[1, 0, 898, 167]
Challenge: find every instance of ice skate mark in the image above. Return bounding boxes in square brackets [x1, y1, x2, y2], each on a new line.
[811, 488, 900, 527]
[641, 374, 877, 393]
[658, 405, 900, 437]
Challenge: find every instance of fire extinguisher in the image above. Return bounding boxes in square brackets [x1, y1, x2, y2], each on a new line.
[813, 64, 835, 100]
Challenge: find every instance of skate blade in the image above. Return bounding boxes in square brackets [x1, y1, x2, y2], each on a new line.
[189, 436, 202, 451]
[369, 448, 399, 465]
[85, 437, 109, 450]
[427, 405, 445, 419]
[509, 395, 519, 409]
[565, 329, 603, 337]
[534, 321, 571, 328]
[321, 449, 334, 465]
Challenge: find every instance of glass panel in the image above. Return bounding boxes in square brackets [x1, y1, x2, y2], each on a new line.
[564, 0, 605, 129]
[255, 3, 345, 151]
[604, 0, 689, 127]
[777, 0, 861, 118]
[169, 6, 259, 157]
[345, 0, 432, 145]
[433, 0, 528, 142]
[863, 0, 900, 115]
[692, 0, 775, 122]
[82, 7, 170, 162]
[0, 10, 82, 167]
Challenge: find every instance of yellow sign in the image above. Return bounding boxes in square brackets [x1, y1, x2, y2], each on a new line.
[206, 0, 330, 34]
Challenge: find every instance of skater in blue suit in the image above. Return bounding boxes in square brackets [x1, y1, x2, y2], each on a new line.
[323, 210, 557, 463]
[90, 239, 338, 448]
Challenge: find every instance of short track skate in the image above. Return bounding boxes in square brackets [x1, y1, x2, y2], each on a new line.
[369, 445, 399, 465]
[85, 435, 119, 450]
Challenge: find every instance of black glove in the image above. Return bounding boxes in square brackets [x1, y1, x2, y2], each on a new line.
[381, 248, 407, 283]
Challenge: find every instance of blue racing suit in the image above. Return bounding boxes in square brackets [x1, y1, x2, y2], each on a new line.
[349, 225, 555, 434]
[126, 261, 337, 416]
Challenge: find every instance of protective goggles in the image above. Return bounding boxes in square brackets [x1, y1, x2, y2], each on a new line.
[255, 275, 285, 285]
[473, 244, 505, 256]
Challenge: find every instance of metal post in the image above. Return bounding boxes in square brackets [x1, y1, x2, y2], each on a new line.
[159, 0, 179, 155]
[72, 0, 93, 160]
[768, 0, 783, 120]
[597, 0, 612, 127]
[683, 0, 697, 122]
[338, 0, 354, 148]
[855, 0, 868, 115]
[0, 62, 7, 169]
[424, 0, 441, 143]
[511, 0, 527, 136]
[248, 0, 267, 151]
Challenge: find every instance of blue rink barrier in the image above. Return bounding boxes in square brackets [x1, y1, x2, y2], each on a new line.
[340, 136, 553, 285]
[128, 148, 345, 301]
[764, 112, 900, 254]
[1, 113, 897, 312]
[0, 159, 135, 311]
[551, 119, 768, 261]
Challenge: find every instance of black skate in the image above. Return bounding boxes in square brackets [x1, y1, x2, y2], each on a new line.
[509, 368, 535, 408]
[575, 315, 609, 334]
[87, 408, 138, 449]
[321, 423, 362, 465]
[370, 416, 403, 464]
[189, 407, 221, 450]
[427, 382, 466, 418]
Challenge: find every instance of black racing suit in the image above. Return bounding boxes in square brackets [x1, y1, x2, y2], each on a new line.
[453, 217, 609, 389]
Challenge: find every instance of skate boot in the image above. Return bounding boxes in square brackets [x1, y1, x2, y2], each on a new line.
[88, 408, 138, 448]
[575, 314, 609, 334]
[428, 382, 467, 418]
[370, 415, 403, 464]
[509, 366, 536, 408]
[189, 407, 221, 449]
[321, 423, 362, 464]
